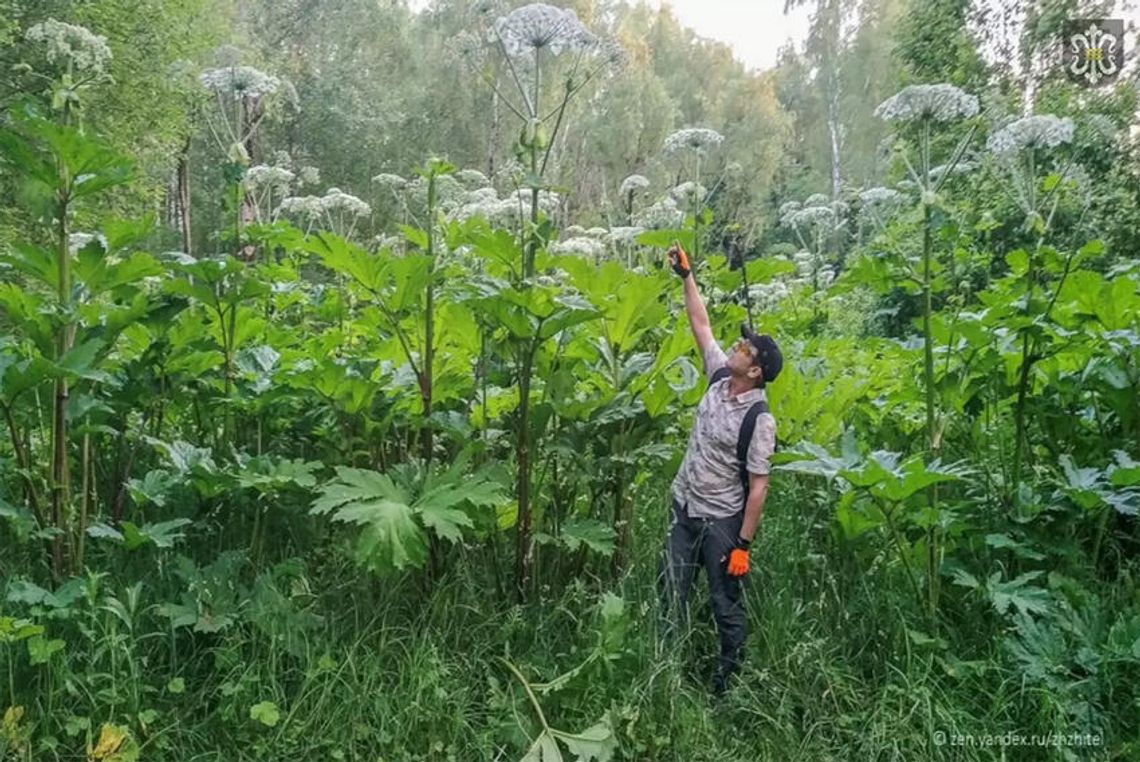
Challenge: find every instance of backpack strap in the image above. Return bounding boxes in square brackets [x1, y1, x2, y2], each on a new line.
[735, 400, 769, 502]
[709, 366, 730, 386]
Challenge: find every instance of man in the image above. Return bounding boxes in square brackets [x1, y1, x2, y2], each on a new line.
[660, 242, 782, 694]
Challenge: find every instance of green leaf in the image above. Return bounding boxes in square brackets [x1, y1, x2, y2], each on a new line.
[635, 228, 693, 251]
[86, 523, 125, 543]
[520, 731, 563, 762]
[311, 467, 406, 515]
[166, 677, 185, 694]
[418, 503, 474, 543]
[1005, 249, 1029, 277]
[0, 617, 44, 643]
[54, 339, 109, 383]
[388, 254, 432, 312]
[308, 232, 387, 292]
[552, 718, 616, 762]
[1110, 451, 1140, 487]
[399, 224, 430, 251]
[352, 502, 428, 573]
[249, 701, 280, 728]
[313, 468, 428, 573]
[988, 571, 1051, 617]
[127, 470, 173, 507]
[559, 518, 615, 556]
[5, 243, 57, 289]
[984, 533, 1045, 561]
[141, 519, 193, 549]
[27, 635, 65, 665]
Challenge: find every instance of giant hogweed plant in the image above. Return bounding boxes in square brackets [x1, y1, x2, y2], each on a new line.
[197, 56, 284, 255]
[462, 2, 625, 277]
[0, 24, 155, 577]
[871, 83, 980, 458]
[458, 3, 624, 598]
[661, 127, 724, 265]
[842, 84, 980, 614]
[305, 158, 457, 469]
[984, 114, 1084, 508]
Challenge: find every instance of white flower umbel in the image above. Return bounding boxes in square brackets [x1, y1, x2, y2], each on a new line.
[859, 187, 906, 230]
[245, 165, 295, 224]
[928, 160, 977, 182]
[449, 187, 502, 222]
[748, 281, 791, 313]
[298, 166, 321, 187]
[876, 83, 980, 200]
[199, 65, 280, 100]
[634, 196, 684, 230]
[493, 3, 596, 56]
[549, 237, 605, 257]
[987, 115, 1078, 218]
[276, 195, 324, 233]
[456, 169, 491, 189]
[244, 165, 294, 193]
[663, 128, 724, 157]
[874, 84, 979, 123]
[26, 18, 111, 75]
[619, 174, 650, 197]
[198, 62, 280, 166]
[372, 173, 408, 193]
[804, 193, 829, 208]
[321, 188, 371, 217]
[986, 114, 1074, 160]
[789, 205, 838, 230]
[670, 181, 707, 206]
[319, 188, 371, 240]
[606, 226, 645, 245]
[778, 201, 801, 227]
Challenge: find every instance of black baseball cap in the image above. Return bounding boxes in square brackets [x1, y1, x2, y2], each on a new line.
[741, 324, 782, 386]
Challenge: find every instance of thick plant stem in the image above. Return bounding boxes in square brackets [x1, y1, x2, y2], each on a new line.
[499, 657, 551, 733]
[921, 201, 939, 617]
[922, 203, 935, 452]
[881, 499, 924, 612]
[421, 172, 437, 465]
[3, 403, 42, 525]
[1010, 331, 1033, 507]
[1010, 232, 1046, 511]
[51, 193, 73, 579]
[515, 342, 535, 601]
[77, 425, 90, 570]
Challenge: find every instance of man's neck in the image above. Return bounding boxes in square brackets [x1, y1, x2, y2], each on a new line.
[726, 375, 756, 397]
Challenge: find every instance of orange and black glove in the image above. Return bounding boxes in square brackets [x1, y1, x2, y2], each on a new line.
[667, 242, 691, 279]
[726, 537, 750, 577]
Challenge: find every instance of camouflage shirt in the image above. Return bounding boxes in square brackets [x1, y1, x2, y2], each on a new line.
[670, 342, 777, 519]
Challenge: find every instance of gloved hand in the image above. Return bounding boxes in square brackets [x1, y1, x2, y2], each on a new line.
[726, 538, 750, 576]
[667, 242, 691, 279]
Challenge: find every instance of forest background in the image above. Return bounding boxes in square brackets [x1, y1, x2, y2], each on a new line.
[1, 0, 1139, 760]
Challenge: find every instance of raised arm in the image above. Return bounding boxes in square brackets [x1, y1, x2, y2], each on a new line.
[668, 243, 718, 362]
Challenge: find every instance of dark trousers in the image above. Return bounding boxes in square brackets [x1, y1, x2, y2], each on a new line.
[658, 499, 747, 688]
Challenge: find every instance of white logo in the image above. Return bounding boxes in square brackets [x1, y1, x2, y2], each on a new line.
[1065, 20, 1123, 87]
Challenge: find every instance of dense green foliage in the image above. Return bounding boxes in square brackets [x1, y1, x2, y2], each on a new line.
[1, 1, 1139, 760]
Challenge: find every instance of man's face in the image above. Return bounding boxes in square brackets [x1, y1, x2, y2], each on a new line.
[727, 337, 763, 383]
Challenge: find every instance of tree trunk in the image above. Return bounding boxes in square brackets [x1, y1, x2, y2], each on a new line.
[176, 136, 192, 254]
[827, 84, 842, 201]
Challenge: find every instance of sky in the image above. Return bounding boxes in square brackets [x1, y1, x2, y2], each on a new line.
[406, 1, 812, 72]
[637, 1, 812, 71]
